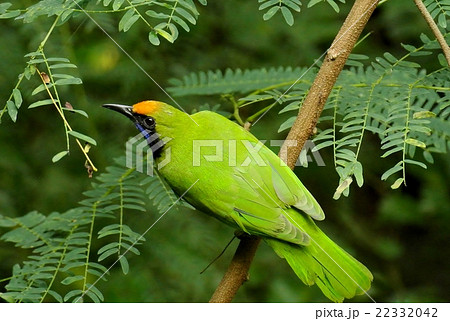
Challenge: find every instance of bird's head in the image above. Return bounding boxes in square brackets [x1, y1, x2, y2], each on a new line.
[103, 100, 182, 157]
[103, 100, 182, 134]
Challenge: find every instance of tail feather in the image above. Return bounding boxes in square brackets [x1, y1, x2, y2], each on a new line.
[265, 211, 373, 302]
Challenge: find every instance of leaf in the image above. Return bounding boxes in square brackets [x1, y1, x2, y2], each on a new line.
[333, 177, 353, 200]
[6, 101, 17, 122]
[0, 10, 20, 19]
[175, 7, 196, 24]
[12, 89, 22, 109]
[52, 151, 69, 163]
[32, 83, 53, 96]
[85, 284, 104, 302]
[278, 116, 296, 133]
[0, 3, 12, 14]
[405, 138, 426, 149]
[55, 78, 83, 86]
[381, 162, 403, 181]
[119, 9, 139, 32]
[68, 131, 97, 146]
[62, 107, 89, 118]
[326, 0, 340, 13]
[307, 0, 322, 8]
[64, 289, 83, 302]
[404, 159, 427, 169]
[61, 275, 84, 285]
[281, 7, 294, 26]
[438, 12, 447, 29]
[48, 290, 63, 303]
[119, 256, 129, 275]
[98, 248, 119, 261]
[413, 111, 436, 119]
[390, 178, 404, 189]
[353, 161, 364, 187]
[113, 0, 125, 11]
[155, 25, 175, 43]
[49, 63, 77, 69]
[263, 6, 279, 21]
[28, 99, 56, 109]
[148, 31, 160, 46]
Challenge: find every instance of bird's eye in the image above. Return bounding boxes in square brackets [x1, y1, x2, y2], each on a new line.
[142, 117, 155, 129]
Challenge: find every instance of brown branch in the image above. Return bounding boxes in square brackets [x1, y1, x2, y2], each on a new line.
[283, 0, 379, 166]
[209, 234, 261, 302]
[209, 0, 379, 303]
[413, 0, 450, 66]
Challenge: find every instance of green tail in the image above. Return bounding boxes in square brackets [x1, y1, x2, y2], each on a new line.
[265, 210, 373, 302]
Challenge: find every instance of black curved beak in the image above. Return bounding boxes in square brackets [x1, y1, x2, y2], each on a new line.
[102, 104, 134, 121]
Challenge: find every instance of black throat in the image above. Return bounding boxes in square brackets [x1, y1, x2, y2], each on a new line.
[134, 123, 165, 159]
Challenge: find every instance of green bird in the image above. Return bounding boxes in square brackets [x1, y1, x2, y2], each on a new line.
[103, 100, 373, 302]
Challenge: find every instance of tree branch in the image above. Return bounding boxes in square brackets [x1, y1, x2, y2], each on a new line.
[413, 0, 450, 66]
[283, 0, 379, 166]
[209, 234, 261, 303]
[209, 0, 379, 303]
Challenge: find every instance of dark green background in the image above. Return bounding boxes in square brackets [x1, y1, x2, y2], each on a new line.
[1, 1, 449, 302]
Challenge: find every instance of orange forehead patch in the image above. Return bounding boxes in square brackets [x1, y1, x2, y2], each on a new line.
[132, 100, 161, 115]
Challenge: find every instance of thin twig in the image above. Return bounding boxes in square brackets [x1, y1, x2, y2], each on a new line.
[413, 0, 450, 65]
[209, 0, 380, 303]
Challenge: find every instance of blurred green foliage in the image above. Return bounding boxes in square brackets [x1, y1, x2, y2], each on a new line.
[0, 0, 449, 302]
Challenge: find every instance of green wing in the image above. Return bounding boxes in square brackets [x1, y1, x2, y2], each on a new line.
[229, 141, 324, 245]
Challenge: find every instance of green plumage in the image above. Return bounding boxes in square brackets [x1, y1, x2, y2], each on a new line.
[107, 101, 373, 302]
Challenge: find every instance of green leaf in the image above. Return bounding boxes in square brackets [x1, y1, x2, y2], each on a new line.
[333, 177, 353, 200]
[149, 31, 160, 46]
[62, 107, 89, 118]
[155, 25, 175, 43]
[49, 63, 77, 69]
[353, 161, 364, 187]
[390, 178, 404, 189]
[61, 275, 84, 285]
[381, 162, 403, 181]
[32, 83, 53, 96]
[423, 150, 434, 164]
[68, 131, 97, 146]
[326, 0, 340, 13]
[404, 159, 427, 169]
[48, 290, 63, 303]
[63, 289, 83, 302]
[413, 111, 436, 119]
[12, 89, 22, 109]
[55, 78, 82, 86]
[52, 151, 69, 163]
[263, 6, 279, 21]
[6, 100, 17, 122]
[438, 13, 447, 29]
[28, 99, 56, 109]
[281, 7, 294, 26]
[175, 7, 196, 24]
[0, 3, 12, 14]
[119, 256, 129, 275]
[307, 0, 323, 8]
[0, 10, 20, 19]
[85, 284, 104, 302]
[98, 248, 119, 261]
[113, 0, 125, 11]
[278, 116, 296, 133]
[119, 9, 139, 32]
[172, 15, 190, 32]
[405, 138, 426, 149]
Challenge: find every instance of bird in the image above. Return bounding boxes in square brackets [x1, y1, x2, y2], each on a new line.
[103, 100, 373, 302]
